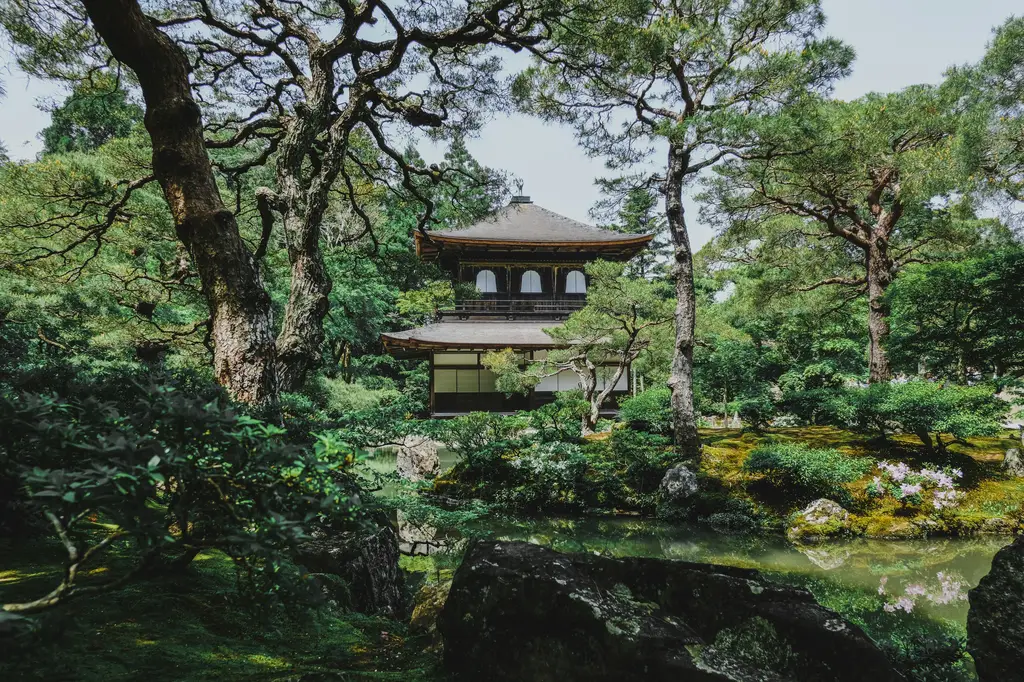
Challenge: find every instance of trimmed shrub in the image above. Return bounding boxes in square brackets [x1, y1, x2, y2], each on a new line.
[743, 443, 872, 503]
[733, 393, 778, 432]
[618, 387, 672, 435]
[780, 388, 857, 426]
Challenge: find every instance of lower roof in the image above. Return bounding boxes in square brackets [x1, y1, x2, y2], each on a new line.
[381, 320, 563, 352]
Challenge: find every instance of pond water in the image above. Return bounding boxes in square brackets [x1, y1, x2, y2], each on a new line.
[360, 449, 1013, 630]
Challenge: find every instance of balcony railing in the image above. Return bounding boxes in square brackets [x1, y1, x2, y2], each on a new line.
[440, 297, 585, 319]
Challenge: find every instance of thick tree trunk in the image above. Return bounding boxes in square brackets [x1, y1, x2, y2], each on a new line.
[865, 241, 893, 383]
[276, 211, 331, 391]
[664, 144, 702, 458]
[270, 70, 339, 391]
[83, 0, 279, 410]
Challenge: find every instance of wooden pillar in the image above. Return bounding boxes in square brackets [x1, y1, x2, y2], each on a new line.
[428, 351, 435, 417]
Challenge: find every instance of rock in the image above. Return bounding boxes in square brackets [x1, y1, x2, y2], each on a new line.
[410, 578, 453, 651]
[397, 509, 441, 555]
[439, 540, 900, 682]
[659, 463, 698, 504]
[786, 499, 851, 543]
[396, 435, 441, 481]
[296, 523, 404, 617]
[799, 546, 852, 571]
[1003, 448, 1024, 478]
[968, 535, 1024, 680]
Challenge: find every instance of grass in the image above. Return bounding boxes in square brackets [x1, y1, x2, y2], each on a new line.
[0, 540, 443, 682]
[698, 426, 1023, 539]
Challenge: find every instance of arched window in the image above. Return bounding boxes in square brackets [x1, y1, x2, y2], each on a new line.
[565, 270, 587, 294]
[476, 269, 497, 293]
[521, 270, 542, 294]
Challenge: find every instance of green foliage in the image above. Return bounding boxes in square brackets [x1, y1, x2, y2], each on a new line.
[781, 388, 857, 426]
[41, 76, 143, 154]
[732, 393, 778, 432]
[608, 428, 674, 497]
[888, 247, 1024, 380]
[492, 441, 591, 512]
[0, 380, 362, 611]
[431, 411, 529, 474]
[744, 443, 872, 502]
[849, 381, 1008, 451]
[617, 387, 673, 435]
[526, 391, 589, 443]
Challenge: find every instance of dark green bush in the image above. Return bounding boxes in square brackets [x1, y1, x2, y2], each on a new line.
[0, 383, 362, 612]
[780, 388, 857, 426]
[526, 391, 589, 443]
[608, 427, 673, 494]
[850, 380, 1007, 452]
[733, 393, 778, 432]
[743, 443, 872, 503]
[618, 387, 672, 435]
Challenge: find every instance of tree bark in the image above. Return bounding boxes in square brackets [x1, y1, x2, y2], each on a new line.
[664, 144, 702, 458]
[82, 0, 279, 410]
[865, 240, 893, 383]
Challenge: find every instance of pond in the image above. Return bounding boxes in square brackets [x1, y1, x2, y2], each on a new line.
[361, 449, 1013, 632]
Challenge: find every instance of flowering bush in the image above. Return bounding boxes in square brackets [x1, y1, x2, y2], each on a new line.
[867, 461, 963, 511]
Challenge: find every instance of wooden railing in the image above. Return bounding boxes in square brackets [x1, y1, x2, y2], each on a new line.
[440, 297, 586, 318]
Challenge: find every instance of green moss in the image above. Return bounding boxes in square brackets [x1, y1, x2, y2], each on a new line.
[694, 427, 1024, 540]
[0, 545, 442, 682]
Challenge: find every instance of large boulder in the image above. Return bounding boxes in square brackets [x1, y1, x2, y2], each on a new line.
[396, 435, 441, 481]
[439, 540, 900, 682]
[658, 463, 698, 514]
[786, 499, 851, 543]
[296, 523, 404, 617]
[968, 535, 1024, 680]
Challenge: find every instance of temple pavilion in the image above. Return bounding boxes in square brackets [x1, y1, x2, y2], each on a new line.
[381, 195, 654, 416]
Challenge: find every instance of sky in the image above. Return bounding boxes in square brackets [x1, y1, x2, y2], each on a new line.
[0, 0, 1020, 250]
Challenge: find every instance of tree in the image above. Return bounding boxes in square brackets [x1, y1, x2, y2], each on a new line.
[1, 0, 542, 400]
[707, 86, 976, 382]
[888, 245, 1024, 381]
[484, 260, 672, 435]
[85, 0, 285, 410]
[513, 0, 851, 456]
[41, 75, 143, 154]
[148, 0, 550, 390]
[950, 16, 1024, 202]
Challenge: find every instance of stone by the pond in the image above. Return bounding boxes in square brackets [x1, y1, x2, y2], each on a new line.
[1003, 448, 1024, 478]
[396, 435, 441, 481]
[786, 499, 851, 543]
[659, 463, 698, 503]
[296, 524, 404, 616]
[968, 534, 1024, 680]
[439, 540, 900, 682]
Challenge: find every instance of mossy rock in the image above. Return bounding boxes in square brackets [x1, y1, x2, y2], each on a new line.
[786, 499, 851, 543]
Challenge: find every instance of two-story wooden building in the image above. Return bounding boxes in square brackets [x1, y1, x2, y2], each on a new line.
[381, 195, 653, 416]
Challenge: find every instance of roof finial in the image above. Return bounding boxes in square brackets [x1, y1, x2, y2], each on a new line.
[510, 179, 531, 204]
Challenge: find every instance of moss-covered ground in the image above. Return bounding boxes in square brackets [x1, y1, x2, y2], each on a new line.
[0, 539, 442, 682]
[698, 426, 1023, 539]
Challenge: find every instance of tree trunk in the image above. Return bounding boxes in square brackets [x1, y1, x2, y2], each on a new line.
[865, 241, 893, 384]
[664, 144, 702, 458]
[276, 209, 331, 391]
[271, 73, 340, 391]
[82, 0, 279, 410]
[579, 368, 600, 436]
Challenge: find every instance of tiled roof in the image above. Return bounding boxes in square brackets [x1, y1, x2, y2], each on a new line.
[426, 201, 652, 244]
[381, 320, 563, 350]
